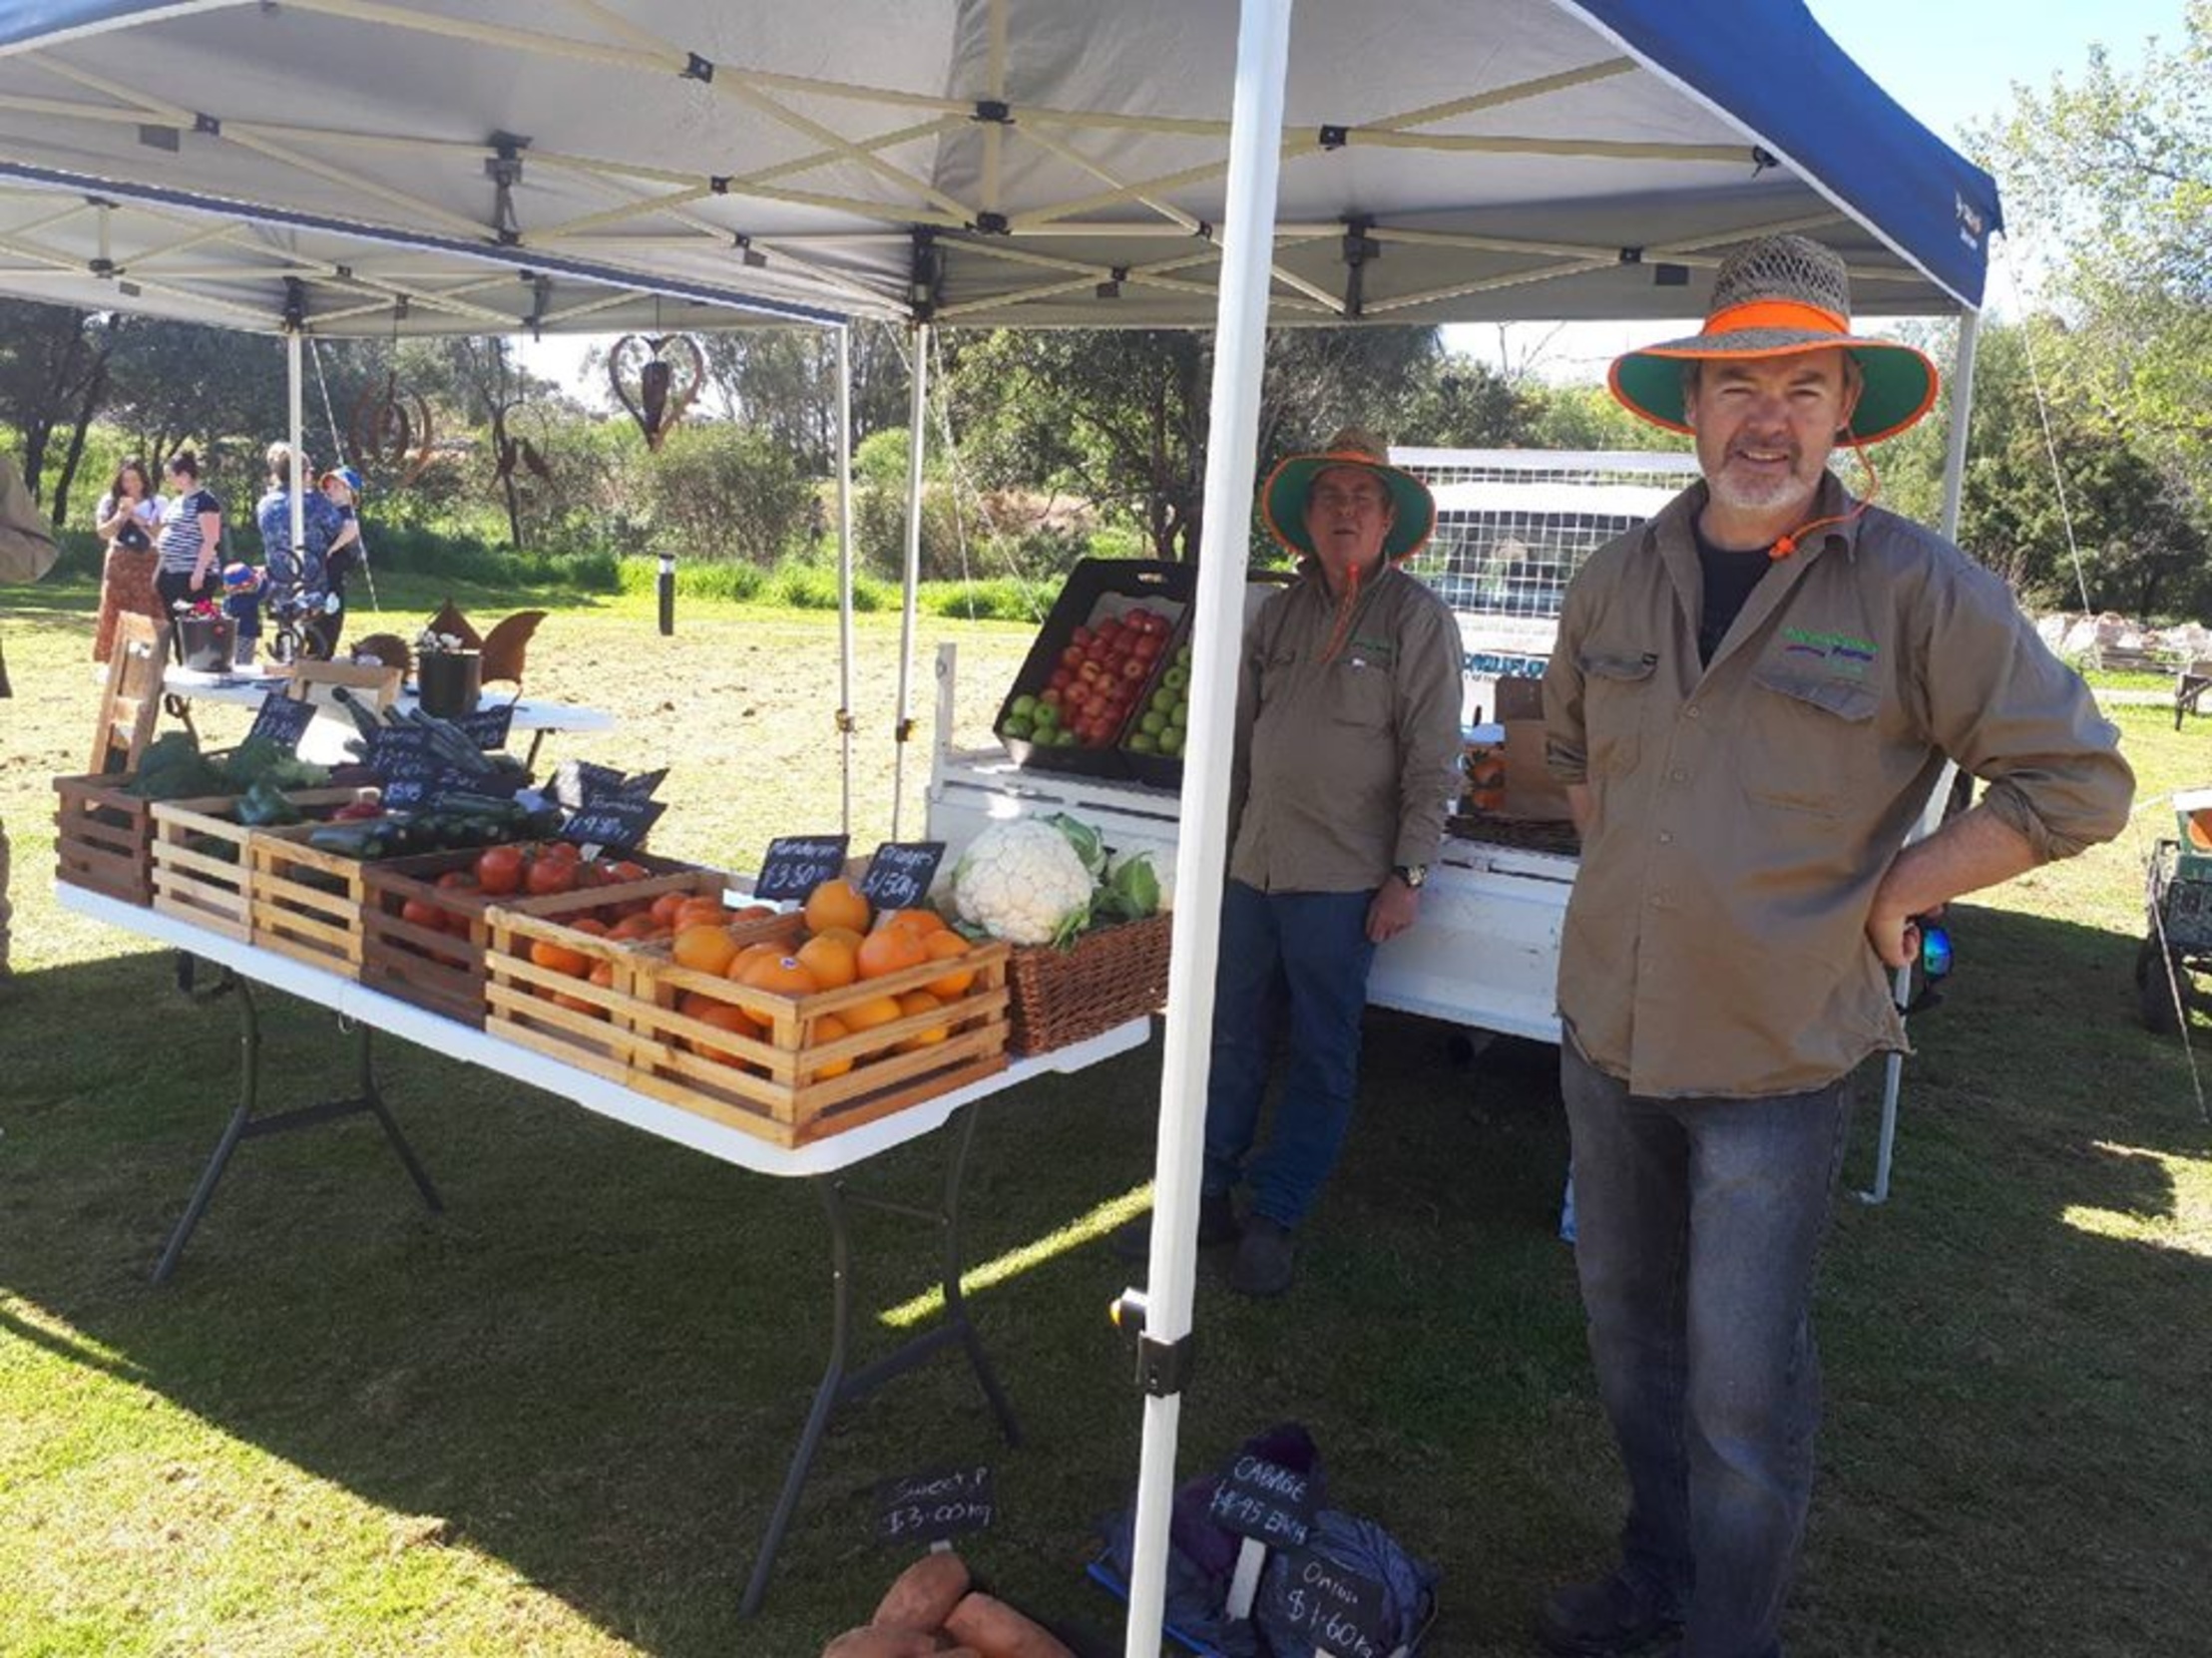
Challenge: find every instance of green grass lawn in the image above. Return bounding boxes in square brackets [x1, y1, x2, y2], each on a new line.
[2, 581, 2208, 1657]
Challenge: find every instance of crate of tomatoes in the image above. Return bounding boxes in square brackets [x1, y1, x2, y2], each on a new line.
[994, 559, 1191, 780]
[361, 840, 726, 1028]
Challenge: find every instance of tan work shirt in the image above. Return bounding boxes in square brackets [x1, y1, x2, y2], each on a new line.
[1230, 562, 1465, 894]
[1545, 480, 2133, 1098]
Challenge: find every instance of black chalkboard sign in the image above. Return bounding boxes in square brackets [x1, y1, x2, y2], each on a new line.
[553, 758, 625, 811]
[1277, 1553, 1391, 1658]
[858, 841, 946, 911]
[1207, 1455, 1315, 1549]
[246, 690, 318, 755]
[874, 1465, 995, 1547]
[617, 766, 668, 801]
[753, 834, 850, 902]
[560, 795, 665, 855]
[450, 704, 516, 751]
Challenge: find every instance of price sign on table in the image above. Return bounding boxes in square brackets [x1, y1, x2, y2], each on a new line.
[553, 758, 626, 811]
[560, 795, 665, 855]
[616, 765, 668, 800]
[1278, 1553, 1391, 1658]
[245, 690, 317, 755]
[449, 703, 516, 751]
[858, 841, 946, 912]
[874, 1464, 995, 1547]
[753, 834, 850, 903]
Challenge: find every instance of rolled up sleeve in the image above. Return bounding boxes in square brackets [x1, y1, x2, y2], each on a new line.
[1917, 559, 2134, 862]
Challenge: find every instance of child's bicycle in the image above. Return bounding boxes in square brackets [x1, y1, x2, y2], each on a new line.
[264, 583, 342, 665]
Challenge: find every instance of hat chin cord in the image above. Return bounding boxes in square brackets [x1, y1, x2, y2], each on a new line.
[1769, 435, 1880, 559]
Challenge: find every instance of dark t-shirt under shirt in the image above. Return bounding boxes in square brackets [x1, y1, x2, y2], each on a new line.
[1694, 524, 1773, 665]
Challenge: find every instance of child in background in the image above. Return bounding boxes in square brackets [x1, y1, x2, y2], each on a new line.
[221, 562, 262, 666]
[316, 466, 365, 657]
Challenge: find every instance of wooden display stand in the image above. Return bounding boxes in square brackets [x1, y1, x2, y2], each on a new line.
[285, 658, 400, 718]
[90, 613, 171, 776]
[150, 789, 357, 941]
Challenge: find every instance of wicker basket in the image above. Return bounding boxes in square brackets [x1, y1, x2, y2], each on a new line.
[1006, 911, 1172, 1054]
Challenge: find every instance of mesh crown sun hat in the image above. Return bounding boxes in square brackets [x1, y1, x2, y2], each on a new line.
[1259, 427, 1436, 562]
[1607, 234, 1940, 445]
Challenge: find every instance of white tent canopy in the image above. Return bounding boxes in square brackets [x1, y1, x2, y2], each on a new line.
[0, 1, 1996, 334]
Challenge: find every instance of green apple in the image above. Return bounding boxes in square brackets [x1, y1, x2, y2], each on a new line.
[1010, 692, 1039, 719]
[1162, 665, 1190, 690]
[1128, 731, 1158, 753]
[1003, 716, 1034, 740]
[1140, 709, 1167, 734]
[1158, 726, 1184, 755]
[1033, 701, 1060, 728]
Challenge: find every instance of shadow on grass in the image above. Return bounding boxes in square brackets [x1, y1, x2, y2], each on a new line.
[0, 899, 2205, 1657]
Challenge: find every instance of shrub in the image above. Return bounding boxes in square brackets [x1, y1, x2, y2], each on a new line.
[919, 578, 1052, 622]
[644, 423, 811, 566]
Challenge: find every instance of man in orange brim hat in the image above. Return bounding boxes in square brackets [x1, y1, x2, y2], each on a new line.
[1535, 235, 2134, 1658]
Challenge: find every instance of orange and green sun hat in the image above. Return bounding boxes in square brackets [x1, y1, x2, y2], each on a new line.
[1608, 234, 1940, 445]
[1258, 427, 1436, 562]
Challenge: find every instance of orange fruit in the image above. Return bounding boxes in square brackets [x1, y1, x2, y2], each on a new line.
[812, 924, 865, 951]
[571, 916, 610, 937]
[530, 936, 589, 977]
[551, 990, 599, 1016]
[608, 912, 661, 942]
[738, 954, 820, 998]
[808, 1013, 854, 1080]
[855, 925, 928, 981]
[675, 898, 734, 929]
[841, 994, 905, 1061]
[731, 903, 777, 923]
[678, 990, 756, 1064]
[877, 907, 949, 938]
[920, 931, 975, 998]
[795, 933, 859, 990]
[650, 891, 689, 928]
[803, 878, 871, 937]
[895, 989, 950, 1049]
[671, 923, 739, 977]
[589, 960, 615, 989]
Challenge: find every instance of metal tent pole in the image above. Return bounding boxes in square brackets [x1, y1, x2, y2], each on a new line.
[1119, 2, 1293, 1650]
[890, 322, 930, 841]
[286, 330, 305, 570]
[1862, 306, 1983, 1207]
[837, 323, 857, 836]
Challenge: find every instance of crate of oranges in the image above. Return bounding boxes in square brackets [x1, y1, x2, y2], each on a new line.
[363, 843, 725, 1028]
[487, 875, 1012, 1147]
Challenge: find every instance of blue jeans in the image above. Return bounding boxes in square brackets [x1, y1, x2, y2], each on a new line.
[1559, 1041, 1854, 1658]
[1201, 880, 1378, 1228]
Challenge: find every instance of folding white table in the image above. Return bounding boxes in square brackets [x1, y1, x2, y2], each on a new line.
[55, 882, 1148, 1614]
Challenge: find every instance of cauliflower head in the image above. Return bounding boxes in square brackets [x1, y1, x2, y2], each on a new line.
[952, 818, 1096, 945]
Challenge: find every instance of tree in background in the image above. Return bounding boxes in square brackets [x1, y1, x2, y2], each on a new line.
[695, 323, 910, 476]
[0, 300, 121, 526]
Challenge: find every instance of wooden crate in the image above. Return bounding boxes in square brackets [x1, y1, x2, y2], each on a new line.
[248, 832, 376, 975]
[53, 773, 164, 906]
[151, 789, 359, 941]
[484, 910, 1012, 1147]
[360, 853, 727, 1028]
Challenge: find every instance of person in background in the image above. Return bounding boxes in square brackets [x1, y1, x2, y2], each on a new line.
[1112, 428, 1464, 1296]
[92, 457, 165, 662]
[221, 562, 263, 666]
[154, 450, 222, 618]
[315, 465, 367, 657]
[1535, 234, 2134, 1658]
[253, 442, 341, 654]
[1, 451, 62, 987]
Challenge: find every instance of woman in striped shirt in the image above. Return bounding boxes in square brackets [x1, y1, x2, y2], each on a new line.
[154, 450, 223, 614]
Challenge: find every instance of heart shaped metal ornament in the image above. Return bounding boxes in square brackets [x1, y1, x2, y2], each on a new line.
[610, 333, 704, 451]
[348, 372, 437, 486]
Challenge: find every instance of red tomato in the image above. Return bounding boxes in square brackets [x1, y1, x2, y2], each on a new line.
[476, 845, 525, 896]
[400, 896, 445, 931]
[435, 869, 479, 893]
[608, 860, 650, 884]
[526, 856, 579, 897]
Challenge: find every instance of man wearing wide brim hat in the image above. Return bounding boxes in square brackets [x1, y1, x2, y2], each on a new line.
[1110, 429, 1462, 1297]
[1537, 235, 2133, 1658]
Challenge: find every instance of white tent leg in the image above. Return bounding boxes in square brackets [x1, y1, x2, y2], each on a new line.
[1121, 2, 1294, 1651]
[890, 322, 929, 841]
[836, 322, 857, 837]
[286, 330, 305, 569]
[1861, 307, 1982, 1207]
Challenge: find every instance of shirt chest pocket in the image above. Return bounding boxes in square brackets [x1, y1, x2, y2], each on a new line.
[1580, 651, 1655, 779]
[1743, 667, 1880, 815]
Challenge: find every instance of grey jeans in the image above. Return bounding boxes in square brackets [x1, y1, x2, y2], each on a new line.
[1559, 1040, 1855, 1658]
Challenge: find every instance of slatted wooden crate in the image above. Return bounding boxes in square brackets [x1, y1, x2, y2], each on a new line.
[248, 833, 377, 975]
[483, 909, 1011, 1147]
[360, 853, 727, 1028]
[150, 789, 360, 941]
[53, 773, 165, 906]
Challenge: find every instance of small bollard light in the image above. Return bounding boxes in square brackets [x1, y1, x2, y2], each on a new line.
[657, 552, 675, 636]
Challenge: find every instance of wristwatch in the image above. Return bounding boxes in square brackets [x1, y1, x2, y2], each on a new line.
[1392, 864, 1428, 890]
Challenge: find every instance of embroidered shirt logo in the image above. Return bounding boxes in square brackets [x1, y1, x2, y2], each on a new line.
[1780, 625, 1877, 663]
